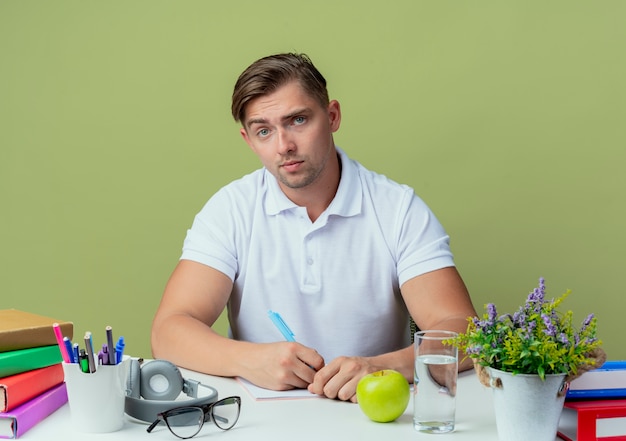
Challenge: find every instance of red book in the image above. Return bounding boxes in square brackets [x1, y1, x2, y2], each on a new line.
[558, 399, 626, 440]
[0, 364, 64, 412]
[0, 382, 67, 438]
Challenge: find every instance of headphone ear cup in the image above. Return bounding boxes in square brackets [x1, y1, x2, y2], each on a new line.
[127, 359, 141, 399]
[139, 360, 184, 401]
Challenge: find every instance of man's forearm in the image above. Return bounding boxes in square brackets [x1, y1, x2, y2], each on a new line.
[366, 345, 415, 383]
[151, 312, 250, 377]
[366, 316, 473, 383]
[418, 316, 474, 372]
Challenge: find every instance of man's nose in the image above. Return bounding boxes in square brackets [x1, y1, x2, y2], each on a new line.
[277, 129, 295, 154]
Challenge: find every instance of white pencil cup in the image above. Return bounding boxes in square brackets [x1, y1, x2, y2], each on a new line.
[62, 357, 130, 433]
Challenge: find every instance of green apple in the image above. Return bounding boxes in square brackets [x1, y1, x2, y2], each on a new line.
[356, 369, 410, 423]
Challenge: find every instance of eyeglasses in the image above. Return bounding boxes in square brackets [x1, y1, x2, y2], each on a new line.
[147, 396, 241, 439]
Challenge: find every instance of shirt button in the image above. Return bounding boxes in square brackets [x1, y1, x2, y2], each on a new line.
[307, 257, 314, 265]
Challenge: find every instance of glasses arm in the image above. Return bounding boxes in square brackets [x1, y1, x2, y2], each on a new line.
[213, 414, 230, 425]
[146, 417, 163, 433]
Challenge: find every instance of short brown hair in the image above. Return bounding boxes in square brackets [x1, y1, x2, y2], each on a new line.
[231, 53, 329, 124]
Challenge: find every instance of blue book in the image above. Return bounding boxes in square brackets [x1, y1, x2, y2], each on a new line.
[566, 360, 626, 400]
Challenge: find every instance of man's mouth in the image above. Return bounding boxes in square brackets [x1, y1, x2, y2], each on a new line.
[281, 160, 303, 172]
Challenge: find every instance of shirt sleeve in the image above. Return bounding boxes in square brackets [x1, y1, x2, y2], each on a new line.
[180, 188, 239, 281]
[395, 192, 455, 286]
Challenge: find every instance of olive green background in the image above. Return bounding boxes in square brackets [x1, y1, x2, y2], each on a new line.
[2, 1, 624, 360]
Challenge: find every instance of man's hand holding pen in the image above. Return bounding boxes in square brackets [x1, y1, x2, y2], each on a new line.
[240, 340, 324, 391]
[267, 311, 385, 402]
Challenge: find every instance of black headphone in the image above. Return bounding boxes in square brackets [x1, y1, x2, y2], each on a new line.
[124, 359, 218, 423]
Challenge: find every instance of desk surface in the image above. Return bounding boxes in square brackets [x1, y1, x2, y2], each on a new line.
[21, 365, 562, 441]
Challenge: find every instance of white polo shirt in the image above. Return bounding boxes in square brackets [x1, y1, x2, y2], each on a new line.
[181, 148, 455, 363]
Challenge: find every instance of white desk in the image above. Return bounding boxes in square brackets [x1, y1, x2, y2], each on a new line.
[20, 367, 562, 441]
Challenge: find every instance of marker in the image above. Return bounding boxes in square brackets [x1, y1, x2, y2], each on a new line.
[98, 343, 109, 365]
[73, 343, 80, 364]
[105, 326, 115, 365]
[63, 337, 75, 363]
[52, 323, 71, 363]
[268, 310, 296, 342]
[78, 349, 89, 373]
[84, 332, 96, 373]
[115, 336, 125, 364]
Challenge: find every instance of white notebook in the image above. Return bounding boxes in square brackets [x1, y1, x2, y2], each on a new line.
[236, 377, 320, 400]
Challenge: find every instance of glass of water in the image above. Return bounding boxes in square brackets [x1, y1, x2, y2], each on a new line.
[413, 330, 458, 434]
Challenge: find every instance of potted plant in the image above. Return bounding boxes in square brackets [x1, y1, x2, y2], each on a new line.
[447, 277, 605, 441]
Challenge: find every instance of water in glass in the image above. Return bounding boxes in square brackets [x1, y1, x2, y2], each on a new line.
[413, 354, 457, 433]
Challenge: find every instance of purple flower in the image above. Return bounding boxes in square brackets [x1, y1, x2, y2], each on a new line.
[487, 304, 498, 325]
[526, 277, 547, 313]
[527, 293, 541, 312]
[527, 289, 540, 303]
[542, 313, 557, 337]
[581, 314, 594, 329]
[538, 277, 546, 293]
[453, 276, 601, 377]
[513, 311, 527, 327]
[466, 345, 482, 355]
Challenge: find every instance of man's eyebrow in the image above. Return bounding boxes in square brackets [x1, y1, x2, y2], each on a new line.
[245, 107, 313, 129]
[245, 117, 267, 129]
[281, 107, 312, 121]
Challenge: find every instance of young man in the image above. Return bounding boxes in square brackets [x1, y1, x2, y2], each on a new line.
[151, 53, 477, 402]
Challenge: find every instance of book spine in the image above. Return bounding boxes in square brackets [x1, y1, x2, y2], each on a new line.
[0, 383, 68, 438]
[0, 364, 65, 412]
[0, 346, 62, 378]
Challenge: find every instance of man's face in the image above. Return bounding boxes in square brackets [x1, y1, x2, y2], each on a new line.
[240, 81, 341, 192]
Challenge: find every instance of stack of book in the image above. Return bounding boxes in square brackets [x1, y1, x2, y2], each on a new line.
[558, 361, 626, 440]
[0, 309, 73, 439]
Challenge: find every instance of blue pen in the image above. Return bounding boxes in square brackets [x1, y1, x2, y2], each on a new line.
[63, 337, 75, 363]
[268, 310, 296, 342]
[73, 343, 80, 364]
[115, 336, 125, 364]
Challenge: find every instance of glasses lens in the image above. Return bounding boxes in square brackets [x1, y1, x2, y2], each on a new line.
[212, 397, 241, 430]
[164, 407, 203, 439]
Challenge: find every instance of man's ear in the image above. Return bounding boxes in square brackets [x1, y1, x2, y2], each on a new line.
[240, 127, 253, 149]
[328, 100, 341, 132]
[240, 127, 261, 155]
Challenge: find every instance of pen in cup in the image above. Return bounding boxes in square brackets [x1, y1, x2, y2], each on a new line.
[98, 343, 109, 365]
[52, 323, 71, 363]
[73, 343, 80, 364]
[106, 326, 115, 365]
[84, 332, 96, 373]
[115, 336, 125, 364]
[63, 337, 75, 363]
[78, 349, 89, 373]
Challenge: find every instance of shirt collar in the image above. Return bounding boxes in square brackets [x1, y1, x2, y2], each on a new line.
[263, 147, 362, 218]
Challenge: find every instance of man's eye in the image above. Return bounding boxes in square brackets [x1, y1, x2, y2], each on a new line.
[294, 116, 306, 125]
[257, 128, 270, 137]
